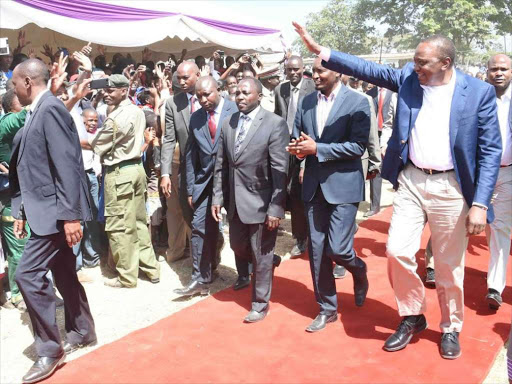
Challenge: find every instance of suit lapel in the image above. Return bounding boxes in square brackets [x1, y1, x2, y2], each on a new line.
[178, 92, 191, 130]
[18, 92, 49, 164]
[282, 82, 291, 111]
[235, 108, 264, 161]
[229, 112, 240, 159]
[311, 95, 319, 139]
[449, 70, 468, 150]
[214, 102, 233, 148]
[320, 85, 349, 139]
[198, 109, 213, 150]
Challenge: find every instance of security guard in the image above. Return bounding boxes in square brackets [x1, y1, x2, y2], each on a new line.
[88, 74, 159, 288]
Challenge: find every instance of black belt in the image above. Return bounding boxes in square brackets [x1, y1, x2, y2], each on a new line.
[500, 164, 511, 168]
[409, 161, 453, 175]
[106, 158, 142, 171]
[85, 168, 95, 173]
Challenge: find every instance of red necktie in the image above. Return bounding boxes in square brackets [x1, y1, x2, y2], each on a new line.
[208, 111, 216, 143]
[190, 96, 196, 113]
[377, 88, 384, 130]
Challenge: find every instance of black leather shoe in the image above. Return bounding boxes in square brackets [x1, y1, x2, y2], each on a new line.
[333, 265, 347, 279]
[62, 338, 97, 354]
[305, 313, 338, 333]
[425, 268, 435, 287]
[273, 255, 282, 268]
[173, 281, 209, 297]
[440, 331, 461, 359]
[22, 352, 66, 383]
[363, 210, 379, 218]
[290, 240, 307, 258]
[383, 315, 427, 352]
[233, 276, 250, 291]
[351, 258, 369, 307]
[486, 288, 502, 310]
[244, 307, 269, 323]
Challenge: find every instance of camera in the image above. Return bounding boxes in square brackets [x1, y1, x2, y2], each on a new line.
[0, 38, 10, 56]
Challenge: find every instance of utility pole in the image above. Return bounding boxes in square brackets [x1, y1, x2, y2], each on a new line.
[504, 35, 507, 54]
[379, 39, 383, 64]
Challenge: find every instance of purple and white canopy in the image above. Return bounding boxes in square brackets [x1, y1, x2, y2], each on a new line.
[0, 0, 285, 57]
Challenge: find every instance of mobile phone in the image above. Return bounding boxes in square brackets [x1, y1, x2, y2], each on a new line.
[217, 50, 225, 57]
[90, 78, 110, 89]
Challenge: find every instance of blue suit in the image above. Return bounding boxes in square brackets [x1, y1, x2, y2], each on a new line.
[185, 99, 237, 283]
[322, 51, 502, 222]
[293, 84, 371, 315]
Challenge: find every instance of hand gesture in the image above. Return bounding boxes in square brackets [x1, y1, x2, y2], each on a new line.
[286, 132, 317, 156]
[265, 215, 281, 231]
[144, 127, 156, 144]
[154, 64, 165, 80]
[80, 42, 92, 57]
[14, 30, 31, 54]
[212, 50, 221, 60]
[28, 48, 36, 59]
[231, 62, 240, 71]
[239, 54, 250, 64]
[97, 44, 106, 56]
[49, 52, 68, 95]
[199, 65, 210, 77]
[73, 51, 92, 72]
[13, 220, 27, 240]
[64, 220, 83, 247]
[122, 64, 135, 79]
[142, 47, 152, 62]
[292, 22, 322, 55]
[180, 49, 188, 59]
[74, 78, 93, 100]
[41, 44, 55, 61]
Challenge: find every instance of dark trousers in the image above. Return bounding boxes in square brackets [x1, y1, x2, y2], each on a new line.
[229, 210, 278, 313]
[287, 156, 308, 242]
[369, 131, 382, 212]
[190, 192, 218, 284]
[15, 231, 96, 357]
[305, 187, 359, 315]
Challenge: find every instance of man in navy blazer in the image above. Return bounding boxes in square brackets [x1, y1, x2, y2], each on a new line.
[10, 59, 96, 383]
[294, 23, 502, 359]
[174, 77, 237, 297]
[287, 57, 370, 333]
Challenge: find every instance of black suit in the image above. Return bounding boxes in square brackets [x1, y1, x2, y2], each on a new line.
[274, 78, 316, 245]
[213, 107, 289, 313]
[11, 91, 95, 358]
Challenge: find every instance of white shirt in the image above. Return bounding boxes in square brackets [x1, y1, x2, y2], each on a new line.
[29, 89, 49, 113]
[496, 84, 512, 166]
[316, 82, 342, 137]
[261, 86, 275, 112]
[409, 70, 457, 170]
[236, 106, 260, 141]
[187, 92, 201, 114]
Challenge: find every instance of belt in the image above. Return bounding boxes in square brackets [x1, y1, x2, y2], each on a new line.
[500, 164, 511, 168]
[408, 161, 453, 175]
[85, 168, 95, 173]
[106, 158, 141, 171]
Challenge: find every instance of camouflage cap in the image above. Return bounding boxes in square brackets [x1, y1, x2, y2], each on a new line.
[107, 74, 130, 88]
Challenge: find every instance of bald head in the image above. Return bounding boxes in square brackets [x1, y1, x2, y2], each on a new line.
[11, 58, 50, 106]
[14, 59, 50, 86]
[177, 61, 200, 94]
[196, 76, 219, 92]
[487, 53, 511, 96]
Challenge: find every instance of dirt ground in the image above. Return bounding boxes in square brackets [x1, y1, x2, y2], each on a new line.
[0, 181, 508, 384]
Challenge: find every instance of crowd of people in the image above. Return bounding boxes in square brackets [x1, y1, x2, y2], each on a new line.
[0, 23, 510, 383]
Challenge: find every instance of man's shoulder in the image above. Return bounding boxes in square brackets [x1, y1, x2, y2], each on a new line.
[276, 81, 290, 95]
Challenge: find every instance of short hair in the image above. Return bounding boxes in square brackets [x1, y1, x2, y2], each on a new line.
[144, 110, 158, 128]
[420, 35, 456, 67]
[15, 58, 50, 85]
[239, 77, 263, 94]
[82, 108, 98, 117]
[10, 53, 29, 70]
[1, 89, 17, 113]
[5, 79, 13, 91]
[287, 55, 304, 67]
[487, 53, 511, 68]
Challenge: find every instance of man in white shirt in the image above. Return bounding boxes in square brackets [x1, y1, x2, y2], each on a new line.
[485, 54, 512, 310]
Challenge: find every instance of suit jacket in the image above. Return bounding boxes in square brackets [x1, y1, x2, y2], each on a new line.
[293, 84, 371, 205]
[212, 108, 289, 224]
[323, 51, 502, 221]
[274, 78, 316, 119]
[161, 91, 192, 176]
[356, 89, 382, 175]
[10, 91, 92, 236]
[185, 99, 237, 204]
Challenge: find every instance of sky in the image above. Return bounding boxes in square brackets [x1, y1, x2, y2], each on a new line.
[103, 0, 331, 46]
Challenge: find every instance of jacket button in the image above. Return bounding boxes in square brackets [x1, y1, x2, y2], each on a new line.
[401, 140, 406, 144]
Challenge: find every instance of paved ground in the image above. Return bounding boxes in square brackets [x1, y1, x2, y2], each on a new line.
[0, 181, 508, 384]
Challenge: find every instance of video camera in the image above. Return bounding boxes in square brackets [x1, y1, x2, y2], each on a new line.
[0, 38, 10, 56]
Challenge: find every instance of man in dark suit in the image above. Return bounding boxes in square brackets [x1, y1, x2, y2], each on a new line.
[174, 77, 237, 297]
[212, 78, 289, 323]
[287, 57, 370, 333]
[294, 23, 502, 358]
[275, 56, 316, 257]
[160, 61, 200, 262]
[10, 59, 96, 383]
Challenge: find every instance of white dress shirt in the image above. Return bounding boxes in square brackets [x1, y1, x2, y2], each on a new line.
[286, 79, 303, 132]
[28, 89, 49, 113]
[496, 84, 511, 166]
[409, 71, 457, 170]
[316, 82, 342, 137]
[187, 92, 201, 113]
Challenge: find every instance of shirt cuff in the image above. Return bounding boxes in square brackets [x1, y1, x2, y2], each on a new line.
[472, 202, 488, 210]
[161, 174, 170, 178]
[318, 47, 331, 62]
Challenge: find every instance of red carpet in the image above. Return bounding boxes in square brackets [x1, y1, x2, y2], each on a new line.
[45, 207, 511, 384]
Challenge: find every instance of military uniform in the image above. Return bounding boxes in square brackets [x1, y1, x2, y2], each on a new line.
[90, 77, 159, 287]
[0, 109, 31, 305]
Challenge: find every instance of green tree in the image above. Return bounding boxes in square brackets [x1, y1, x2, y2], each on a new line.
[293, 0, 377, 57]
[488, 0, 511, 35]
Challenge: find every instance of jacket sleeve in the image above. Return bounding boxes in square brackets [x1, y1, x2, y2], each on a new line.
[184, 132, 197, 198]
[267, 118, 290, 219]
[212, 121, 227, 207]
[160, 98, 177, 176]
[323, 50, 403, 93]
[473, 85, 502, 208]
[366, 96, 382, 173]
[316, 98, 371, 162]
[43, 103, 83, 221]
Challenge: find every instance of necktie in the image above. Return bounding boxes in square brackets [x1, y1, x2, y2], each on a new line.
[377, 88, 384, 130]
[287, 86, 299, 133]
[208, 111, 216, 143]
[234, 115, 250, 155]
[190, 96, 196, 113]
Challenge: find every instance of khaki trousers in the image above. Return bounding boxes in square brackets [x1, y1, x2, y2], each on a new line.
[104, 164, 160, 287]
[386, 164, 468, 333]
[166, 147, 191, 262]
[486, 166, 512, 294]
